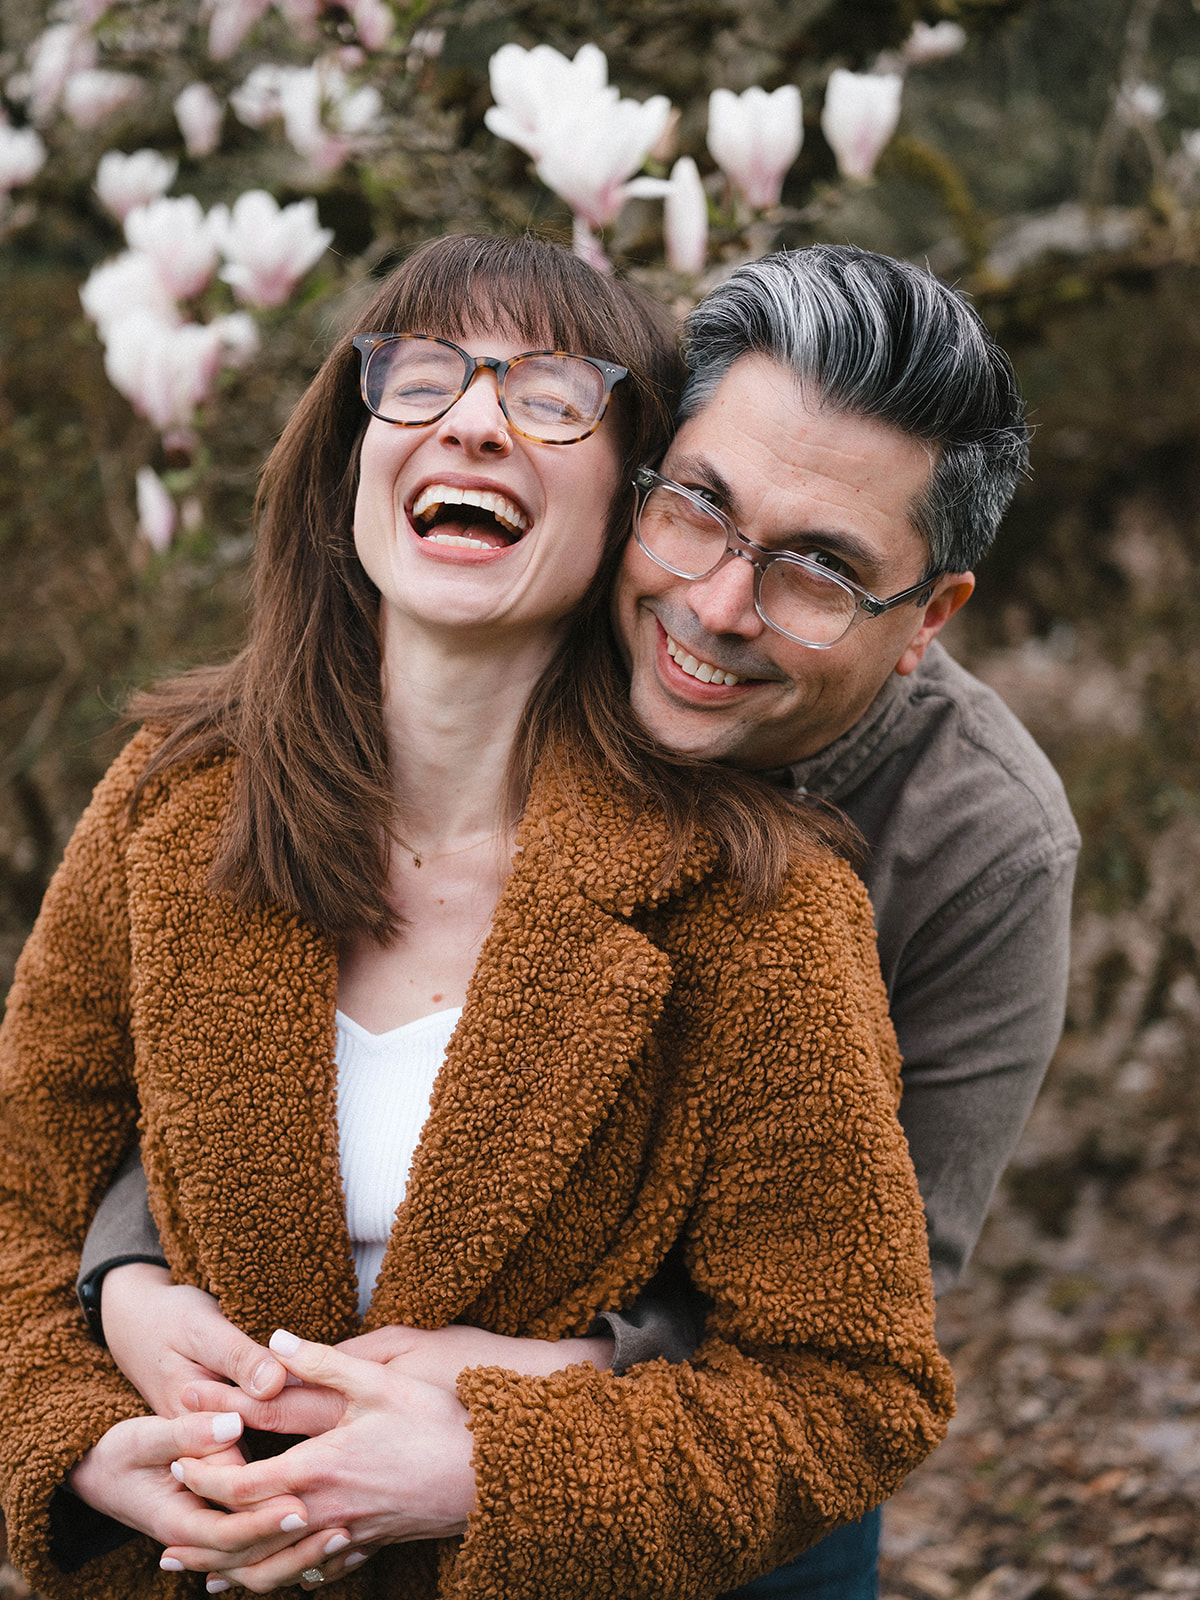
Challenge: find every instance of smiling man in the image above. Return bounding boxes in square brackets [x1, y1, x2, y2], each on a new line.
[610, 245, 1080, 1600]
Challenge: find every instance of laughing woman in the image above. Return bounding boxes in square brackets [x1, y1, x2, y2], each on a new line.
[0, 234, 952, 1600]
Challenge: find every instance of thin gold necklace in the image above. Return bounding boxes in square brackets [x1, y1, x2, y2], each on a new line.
[409, 828, 508, 870]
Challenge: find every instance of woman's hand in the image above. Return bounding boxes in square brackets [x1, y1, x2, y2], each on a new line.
[101, 1262, 289, 1417]
[66, 1410, 350, 1583]
[167, 1330, 477, 1583]
[179, 1320, 615, 1432]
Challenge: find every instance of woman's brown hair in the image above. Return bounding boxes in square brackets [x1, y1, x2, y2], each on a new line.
[131, 234, 847, 940]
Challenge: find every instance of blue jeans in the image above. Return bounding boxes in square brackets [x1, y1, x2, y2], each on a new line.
[717, 1507, 881, 1600]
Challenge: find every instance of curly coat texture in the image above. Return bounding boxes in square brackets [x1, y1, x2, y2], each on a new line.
[0, 731, 953, 1600]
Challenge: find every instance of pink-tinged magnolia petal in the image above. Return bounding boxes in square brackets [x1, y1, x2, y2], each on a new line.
[486, 42, 610, 161]
[902, 21, 968, 65]
[275, 0, 323, 30]
[95, 148, 177, 220]
[25, 23, 96, 124]
[102, 312, 224, 433]
[533, 91, 673, 229]
[69, 0, 115, 22]
[349, 0, 394, 50]
[229, 64, 286, 128]
[136, 466, 176, 552]
[571, 215, 611, 273]
[80, 250, 179, 334]
[210, 311, 260, 366]
[205, 0, 272, 61]
[820, 69, 902, 183]
[174, 82, 223, 158]
[664, 156, 708, 275]
[211, 190, 332, 307]
[124, 195, 220, 300]
[707, 84, 803, 211]
[0, 124, 47, 192]
[62, 69, 143, 129]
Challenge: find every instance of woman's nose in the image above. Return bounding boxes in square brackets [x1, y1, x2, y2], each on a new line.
[434, 371, 512, 456]
[687, 551, 764, 638]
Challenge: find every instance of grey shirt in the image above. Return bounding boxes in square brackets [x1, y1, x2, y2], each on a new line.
[78, 641, 1079, 1335]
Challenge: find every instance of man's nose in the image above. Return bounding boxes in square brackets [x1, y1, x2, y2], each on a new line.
[686, 550, 764, 638]
[435, 370, 512, 456]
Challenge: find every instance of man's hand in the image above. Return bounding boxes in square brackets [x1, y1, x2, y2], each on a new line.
[101, 1263, 289, 1417]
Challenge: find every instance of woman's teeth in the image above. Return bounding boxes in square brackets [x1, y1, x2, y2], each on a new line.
[412, 483, 530, 541]
[666, 634, 740, 686]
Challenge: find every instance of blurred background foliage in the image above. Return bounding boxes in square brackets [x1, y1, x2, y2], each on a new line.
[1, 0, 1199, 1593]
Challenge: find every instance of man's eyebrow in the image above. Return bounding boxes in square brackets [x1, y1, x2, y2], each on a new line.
[667, 452, 884, 577]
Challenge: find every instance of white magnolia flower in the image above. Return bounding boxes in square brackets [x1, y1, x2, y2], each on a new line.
[1117, 81, 1166, 124]
[349, 0, 394, 50]
[0, 123, 47, 192]
[663, 156, 707, 275]
[530, 90, 673, 231]
[95, 148, 177, 220]
[124, 196, 221, 300]
[902, 21, 968, 65]
[80, 250, 179, 334]
[820, 69, 903, 182]
[707, 84, 803, 210]
[485, 42, 609, 160]
[210, 189, 333, 307]
[230, 63, 287, 128]
[62, 69, 142, 129]
[210, 310, 261, 367]
[205, 0, 272, 61]
[107, 315, 226, 435]
[25, 23, 96, 124]
[136, 466, 176, 553]
[175, 82, 224, 158]
[275, 0, 323, 29]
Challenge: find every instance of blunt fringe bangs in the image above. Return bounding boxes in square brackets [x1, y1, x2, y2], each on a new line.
[681, 245, 1029, 574]
[128, 233, 841, 941]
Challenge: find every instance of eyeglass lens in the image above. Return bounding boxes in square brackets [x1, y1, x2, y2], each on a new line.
[362, 337, 609, 442]
[636, 481, 859, 647]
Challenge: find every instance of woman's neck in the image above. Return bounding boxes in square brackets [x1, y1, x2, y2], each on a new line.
[376, 607, 563, 853]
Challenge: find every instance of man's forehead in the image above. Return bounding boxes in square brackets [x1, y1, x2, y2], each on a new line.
[669, 356, 934, 567]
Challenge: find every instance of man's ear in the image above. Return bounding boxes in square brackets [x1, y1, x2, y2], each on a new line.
[895, 573, 975, 677]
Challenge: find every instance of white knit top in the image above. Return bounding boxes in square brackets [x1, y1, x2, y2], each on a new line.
[336, 1006, 461, 1316]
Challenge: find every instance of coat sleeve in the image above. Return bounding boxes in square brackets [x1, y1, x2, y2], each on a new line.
[450, 859, 954, 1600]
[0, 735, 162, 1596]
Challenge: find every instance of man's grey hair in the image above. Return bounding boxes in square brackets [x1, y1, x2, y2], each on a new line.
[681, 245, 1029, 575]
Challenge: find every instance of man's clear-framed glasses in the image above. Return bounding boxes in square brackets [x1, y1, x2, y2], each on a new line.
[633, 466, 939, 650]
[353, 333, 628, 445]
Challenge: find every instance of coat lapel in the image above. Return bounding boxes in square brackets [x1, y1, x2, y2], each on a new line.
[370, 761, 708, 1331]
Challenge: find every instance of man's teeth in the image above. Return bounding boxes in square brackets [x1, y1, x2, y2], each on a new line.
[666, 634, 740, 686]
[412, 483, 530, 535]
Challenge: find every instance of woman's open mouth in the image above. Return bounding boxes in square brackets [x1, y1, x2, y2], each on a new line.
[411, 483, 531, 550]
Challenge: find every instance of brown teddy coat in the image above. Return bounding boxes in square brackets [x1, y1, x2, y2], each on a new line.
[0, 731, 953, 1600]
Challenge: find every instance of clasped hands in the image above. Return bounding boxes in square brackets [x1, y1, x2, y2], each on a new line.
[70, 1264, 613, 1591]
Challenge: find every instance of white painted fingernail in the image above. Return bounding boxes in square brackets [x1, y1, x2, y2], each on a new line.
[207, 1581, 231, 1594]
[280, 1513, 307, 1532]
[269, 1328, 301, 1357]
[170, 1461, 185, 1483]
[324, 1534, 350, 1556]
[160, 1556, 185, 1572]
[344, 1552, 368, 1569]
[212, 1412, 242, 1442]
